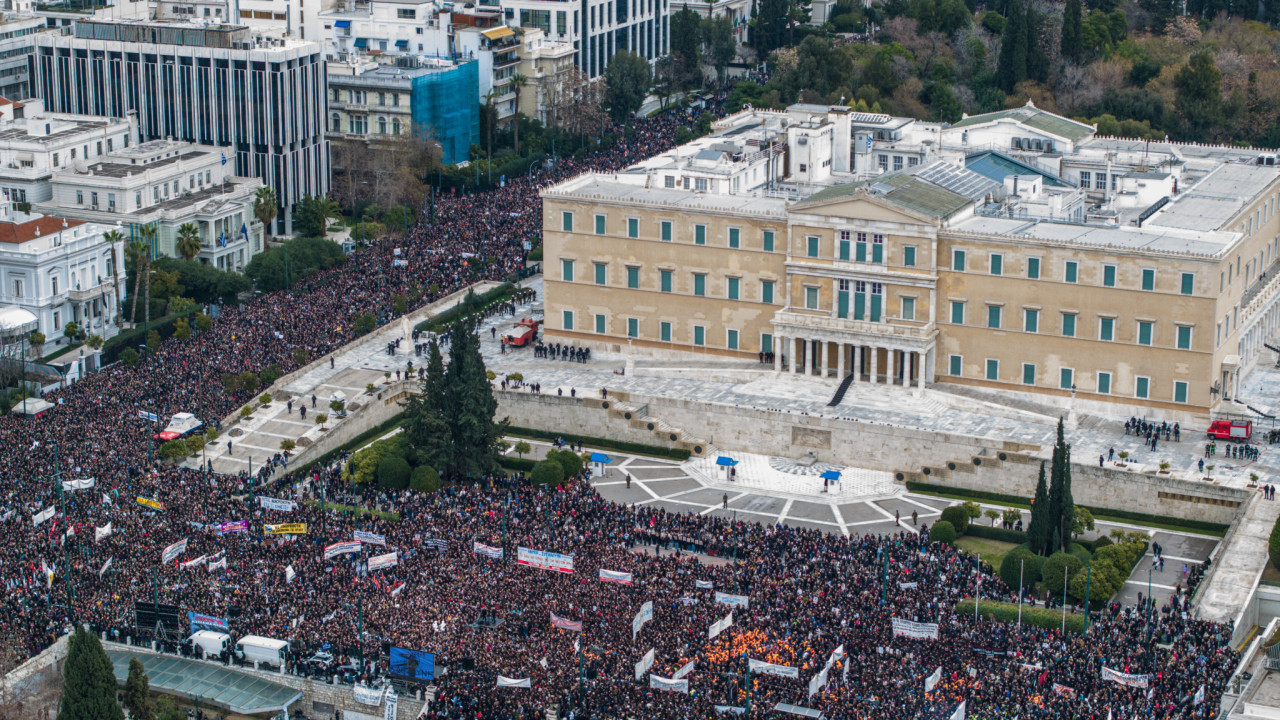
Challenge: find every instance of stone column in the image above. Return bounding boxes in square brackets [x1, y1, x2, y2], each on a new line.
[915, 351, 925, 395]
[836, 342, 845, 379]
[774, 336, 783, 372]
[852, 346, 861, 381]
[818, 340, 828, 377]
[869, 346, 878, 384]
[889, 349, 898, 386]
[789, 336, 797, 373]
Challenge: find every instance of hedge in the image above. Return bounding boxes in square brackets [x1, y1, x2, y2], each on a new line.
[101, 307, 201, 364]
[287, 416, 405, 480]
[415, 283, 515, 334]
[1271, 513, 1280, 571]
[500, 456, 537, 472]
[505, 427, 692, 461]
[955, 599, 1086, 634]
[965, 525, 1030, 545]
[302, 499, 399, 521]
[906, 481, 1228, 536]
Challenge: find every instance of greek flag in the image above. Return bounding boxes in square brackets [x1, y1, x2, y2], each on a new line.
[217, 231, 227, 248]
[240, 223, 250, 243]
[221, 152, 227, 166]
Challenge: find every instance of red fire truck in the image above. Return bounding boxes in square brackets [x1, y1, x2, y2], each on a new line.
[502, 318, 540, 348]
[1207, 419, 1252, 442]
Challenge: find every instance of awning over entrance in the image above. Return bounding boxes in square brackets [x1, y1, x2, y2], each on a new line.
[107, 651, 302, 716]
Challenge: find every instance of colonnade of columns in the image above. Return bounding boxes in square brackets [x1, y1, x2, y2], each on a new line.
[773, 335, 927, 390]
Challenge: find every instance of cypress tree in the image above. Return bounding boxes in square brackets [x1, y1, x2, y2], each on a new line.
[121, 658, 153, 720]
[1060, 0, 1083, 63]
[402, 341, 451, 473]
[1053, 419, 1075, 552]
[1027, 461, 1052, 556]
[58, 627, 125, 720]
[997, 0, 1028, 92]
[1025, 5, 1049, 83]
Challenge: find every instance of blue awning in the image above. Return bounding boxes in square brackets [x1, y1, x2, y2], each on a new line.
[353, 37, 367, 47]
[395, 39, 409, 47]
[334, 19, 350, 27]
[589, 452, 611, 464]
[820, 470, 841, 480]
[715, 456, 738, 467]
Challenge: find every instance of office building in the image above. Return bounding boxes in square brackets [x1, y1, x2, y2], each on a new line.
[29, 18, 328, 234]
[0, 97, 136, 206]
[503, 0, 667, 77]
[515, 27, 573, 125]
[541, 102, 1280, 416]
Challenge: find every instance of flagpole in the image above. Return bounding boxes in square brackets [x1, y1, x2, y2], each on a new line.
[52, 441, 74, 625]
[1017, 559, 1024, 628]
[1061, 566, 1068, 632]
[1083, 566, 1091, 635]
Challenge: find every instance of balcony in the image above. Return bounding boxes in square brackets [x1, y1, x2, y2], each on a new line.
[772, 310, 937, 346]
[70, 280, 111, 301]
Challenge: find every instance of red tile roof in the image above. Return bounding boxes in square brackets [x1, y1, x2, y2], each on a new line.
[0, 216, 86, 244]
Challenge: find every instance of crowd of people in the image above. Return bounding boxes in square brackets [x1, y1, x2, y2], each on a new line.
[0, 92, 1241, 719]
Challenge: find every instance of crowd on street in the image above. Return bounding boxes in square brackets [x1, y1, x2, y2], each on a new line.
[0, 92, 1241, 719]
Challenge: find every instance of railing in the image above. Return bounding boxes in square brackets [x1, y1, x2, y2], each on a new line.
[1241, 257, 1280, 312]
[773, 310, 936, 341]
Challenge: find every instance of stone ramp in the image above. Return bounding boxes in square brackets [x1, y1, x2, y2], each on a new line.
[1196, 493, 1279, 629]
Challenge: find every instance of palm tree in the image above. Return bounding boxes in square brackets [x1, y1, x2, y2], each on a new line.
[483, 88, 500, 161]
[253, 186, 278, 243]
[126, 238, 147, 327]
[318, 196, 341, 237]
[137, 225, 157, 329]
[510, 73, 529, 156]
[103, 229, 124, 328]
[176, 222, 202, 261]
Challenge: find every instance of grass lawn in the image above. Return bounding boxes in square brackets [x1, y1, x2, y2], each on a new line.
[955, 535, 1019, 571]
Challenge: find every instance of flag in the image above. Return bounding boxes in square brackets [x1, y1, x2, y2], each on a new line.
[99, 557, 112, 577]
[285, 565, 296, 583]
[94, 523, 112, 543]
[102, 493, 112, 505]
[240, 223, 249, 243]
[925, 666, 942, 693]
[1194, 685, 1205, 705]
[390, 581, 406, 595]
[550, 612, 582, 632]
[218, 231, 227, 248]
[221, 152, 227, 166]
[950, 700, 966, 720]
[599, 569, 632, 585]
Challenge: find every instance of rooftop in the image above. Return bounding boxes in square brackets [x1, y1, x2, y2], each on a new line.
[0, 215, 85, 244]
[951, 104, 1096, 142]
[1143, 162, 1280, 234]
[546, 175, 790, 218]
[106, 650, 302, 716]
[948, 215, 1234, 255]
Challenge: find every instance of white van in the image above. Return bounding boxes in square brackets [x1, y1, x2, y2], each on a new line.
[188, 630, 231, 659]
[234, 635, 290, 668]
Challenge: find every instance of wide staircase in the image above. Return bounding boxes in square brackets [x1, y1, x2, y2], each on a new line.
[593, 392, 715, 458]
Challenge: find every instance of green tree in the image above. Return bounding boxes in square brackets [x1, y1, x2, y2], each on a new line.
[175, 222, 202, 261]
[254, 185, 278, 242]
[402, 342, 450, 471]
[670, 9, 703, 84]
[930, 520, 957, 544]
[293, 195, 342, 238]
[1174, 52, 1223, 141]
[604, 51, 653, 123]
[511, 72, 529, 155]
[996, 0, 1028, 92]
[1049, 418, 1074, 554]
[530, 459, 564, 487]
[410, 465, 442, 493]
[1027, 461, 1052, 556]
[104, 229, 125, 328]
[173, 317, 191, 341]
[703, 16, 736, 84]
[63, 321, 80, 341]
[1060, 0, 1083, 62]
[121, 657, 153, 720]
[154, 695, 183, 720]
[514, 440, 531, 459]
[120, 347, 139, 367]
[546, 448, 584, 478]
[377, 455, 411, 489]
[1041, 551, 1084, 595]
[752, 0, 790, 56]
[442, 321, 506, 477]
[999, 547, 1041, 589]
[57, 627, 125, 720]
[940, 505, 970, 534]
[243, 236, 346, 292]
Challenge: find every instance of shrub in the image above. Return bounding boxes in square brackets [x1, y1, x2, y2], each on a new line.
[530, 460, 565, 488]
[280, 439, 296, 451]
[965, 525, 1027, 544]
[940, 505, 970, 535]
[240, 371, 259, 394]
[1271, 514, 1280, 570]
[956, 599, 1084, 634]
[185, 434, 206, 455]
[259, 364, 282, 386]
[294, 348, 311, 366]
[1042, 552, 1085, 595]
[376, 455, 411, 489]
[546, 448, 585, 478]
[239, 405, 252, 418]
[1092, 535, 1113, 549]
[999, 547, 1042, 590]
[500, 456, 537, 472]
[159, 440, 188, 461]
[410, 465, 442, 493]
[120, 347, 139, 367]
[1069, 558, 1125, 608]
[315, 414, 329, 425]
[1067, 542, 1092, 565]
[259, 393, 272, 405]
[344, 436, 408, 485]
[930, 520, 957, 545]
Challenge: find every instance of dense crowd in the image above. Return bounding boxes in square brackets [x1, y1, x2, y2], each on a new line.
[0, 95, 1239, 719]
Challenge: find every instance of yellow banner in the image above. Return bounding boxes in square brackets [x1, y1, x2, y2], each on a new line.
[265, 523, 308, 535]
[136, 496, 165, 511]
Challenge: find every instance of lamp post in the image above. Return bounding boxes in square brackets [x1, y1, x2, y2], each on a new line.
[343, 602, 364, 671]
[50, 442, 74, 625]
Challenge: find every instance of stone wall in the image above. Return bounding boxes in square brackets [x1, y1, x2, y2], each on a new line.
[492, 389, 1249, 524]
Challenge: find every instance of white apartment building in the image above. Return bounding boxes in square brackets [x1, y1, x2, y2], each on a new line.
[455, 24, 519, 122]
[0, 208, 123, 355]
[503, 0, 668, 77]
[516, 27, 573, 125]
[0, 97, 137, 207]
[319, 0, 451, 60]
[0, 14, 43, 101]
[33, 138, 264, 272]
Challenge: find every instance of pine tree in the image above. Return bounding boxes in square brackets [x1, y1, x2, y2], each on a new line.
[996, 0, 1028, 92]
[1027, 461, 1052, 556]
[121, 658, 153, 720]
[1025, 6, 1049, 83]
[442, 322, 506, 479]
[402, 341, 450, 473]
[57, 628, 125, 720]
[1060, 0, 1083, 63]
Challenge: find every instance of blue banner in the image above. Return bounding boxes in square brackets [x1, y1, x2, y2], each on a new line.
[389, 646, 435, 681]
[188, 611, 229, 633]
